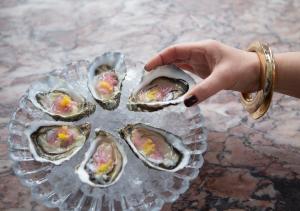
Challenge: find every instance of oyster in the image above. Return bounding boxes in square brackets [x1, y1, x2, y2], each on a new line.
[76, 130, 127, 187]
[119, 123, 190, 172]
[29, 77, 96, 121]
[25, 121, 91, 165]
[88, 52, 126, 110]
[127, 65, 195, 112]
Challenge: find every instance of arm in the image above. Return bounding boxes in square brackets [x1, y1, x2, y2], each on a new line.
[275, 52, 300, 98]
[144, 40, 300, 107]
[144, 40, 261, 106]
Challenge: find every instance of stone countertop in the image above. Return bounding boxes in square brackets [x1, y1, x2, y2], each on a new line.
[1, 0, 300, 210]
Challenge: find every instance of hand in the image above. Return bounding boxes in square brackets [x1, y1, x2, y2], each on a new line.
[144, 40, 260, 107]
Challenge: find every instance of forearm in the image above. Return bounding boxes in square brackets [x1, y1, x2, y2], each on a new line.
[274, 52, 300, 98]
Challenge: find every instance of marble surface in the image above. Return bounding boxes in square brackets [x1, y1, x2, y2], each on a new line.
[1, 0, 300, 210]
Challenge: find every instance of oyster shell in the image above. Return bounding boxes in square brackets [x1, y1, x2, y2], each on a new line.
[127, 65, 195, 112]
[119, 123, 190, 172]
[88, 52, 126, 110]
[25, 121, 91, 165]
[76, 130, 127, 187]
[29, 77, 96, 121]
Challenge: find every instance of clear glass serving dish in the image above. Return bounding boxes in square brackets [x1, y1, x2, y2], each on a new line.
[8, 59, 207, 211]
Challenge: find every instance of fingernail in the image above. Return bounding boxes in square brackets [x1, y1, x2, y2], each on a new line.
[144, 65, 149, 71]
[184, 95, 198, 107]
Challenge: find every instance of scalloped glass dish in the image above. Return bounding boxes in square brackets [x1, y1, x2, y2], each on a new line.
[8, 59, 207, 211]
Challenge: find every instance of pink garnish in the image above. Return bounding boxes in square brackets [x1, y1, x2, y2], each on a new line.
[96, 72, 119, 95]
[46, 126, 75, 148]
[158, 86, 172, 100]
[52, 95, 77, 114]
[149, 149, 163, 160]
[93, 144, 113, 165]
[47, 130, 59, 145]
[102, 72, 118, 86]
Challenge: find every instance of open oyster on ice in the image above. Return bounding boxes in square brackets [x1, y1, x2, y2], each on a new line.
[88, 52, 126, 110]
[76, 130, 127, 187]
[127, 65, 195, 112]
[119, 123, 190, 172]
[29, 77, 96, 121]
[25, 121, 91, 165]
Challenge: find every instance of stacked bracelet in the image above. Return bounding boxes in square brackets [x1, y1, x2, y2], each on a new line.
[241, 41, 276, 119]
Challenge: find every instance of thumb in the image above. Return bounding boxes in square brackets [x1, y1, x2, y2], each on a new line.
[183, 73, 223, 107]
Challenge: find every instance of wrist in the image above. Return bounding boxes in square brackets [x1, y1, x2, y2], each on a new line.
[246, 51, 261, 92]
[273, 53, 282, 93]
[273, 52, 300, 97]
[241, 41, 276, 119]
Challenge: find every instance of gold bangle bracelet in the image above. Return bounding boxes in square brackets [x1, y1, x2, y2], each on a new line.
[240, 41, 276, 119]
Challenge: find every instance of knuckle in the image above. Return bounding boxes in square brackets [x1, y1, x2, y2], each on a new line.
[158, 53, 165, 65]
[163, 46, 174, 56]
[206, 39, 221, 49]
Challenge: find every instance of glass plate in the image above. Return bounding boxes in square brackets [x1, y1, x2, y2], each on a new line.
[8, 60, 207, 211]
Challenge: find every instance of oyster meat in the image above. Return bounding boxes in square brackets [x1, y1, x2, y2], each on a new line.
[119, 123, 190, 172]
[127, 65, 195, 111]
[26, 121, 91, 165]
[76, 130, 127, 187]
[88, 52, 126, 110]
[29, 77, 96, 121]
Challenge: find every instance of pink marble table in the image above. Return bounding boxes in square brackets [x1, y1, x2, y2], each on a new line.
[1, 0, 300, 210]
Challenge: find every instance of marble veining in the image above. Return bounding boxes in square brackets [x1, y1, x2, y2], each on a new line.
[1, 0, 300, 210]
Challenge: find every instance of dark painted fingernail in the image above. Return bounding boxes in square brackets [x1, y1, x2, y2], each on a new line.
[144, 65, 149, 71]
[184, 95, 198, 107]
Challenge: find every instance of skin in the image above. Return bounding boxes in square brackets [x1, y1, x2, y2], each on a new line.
[144, 40, 300, 106]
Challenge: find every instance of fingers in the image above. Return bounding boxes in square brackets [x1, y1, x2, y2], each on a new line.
[144, 46, 181, 71]
[183, 72, 223, 107]
[144, 42, 206, 71]
[174, 63, 194, 71]
[144, 40, 225, 106]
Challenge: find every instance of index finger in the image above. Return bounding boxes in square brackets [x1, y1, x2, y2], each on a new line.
[144, 42, 205, 71]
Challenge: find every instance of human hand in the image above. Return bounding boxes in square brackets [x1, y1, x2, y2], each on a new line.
[144, 40, 261, 107]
